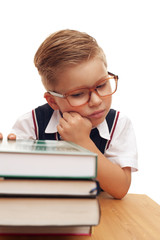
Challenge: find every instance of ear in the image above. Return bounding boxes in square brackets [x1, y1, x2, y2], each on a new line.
[44, 92, 60, 110]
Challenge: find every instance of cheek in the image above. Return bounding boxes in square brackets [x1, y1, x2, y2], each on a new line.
[55, 98, 77, 113]
[105, 96, 112, 108]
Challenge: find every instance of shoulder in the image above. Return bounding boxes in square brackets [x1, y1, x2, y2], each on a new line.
[107, 109, 132, 136]
[11, 111, 35, 139]
[14, 111, 33, 125]
[34, 103, 53, 114]
[109, 110, 136, 143]
[107, 109, 137, 152]
[109, 111, 137, 152]
[117, 111, 132, 127]
[116, 112, 135, 136]
[11, 104, 56, 140]
[106, 111, 138, 171]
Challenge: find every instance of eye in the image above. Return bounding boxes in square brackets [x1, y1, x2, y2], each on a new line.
[70, 91, 86, 98]
[96, 81, 107, 89]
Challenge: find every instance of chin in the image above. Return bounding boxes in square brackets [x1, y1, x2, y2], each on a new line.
[91, 119, 104, 128]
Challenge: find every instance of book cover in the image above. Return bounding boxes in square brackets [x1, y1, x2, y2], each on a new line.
[0, 140, 97, 179]
[0, 178, 100, 198]
[0, 226, 92, 236]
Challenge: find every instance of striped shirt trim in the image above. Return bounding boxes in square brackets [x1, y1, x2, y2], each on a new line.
[32, 109, 58, 140]
[106, 111, 120, 150]
[32, 109, 39, 140]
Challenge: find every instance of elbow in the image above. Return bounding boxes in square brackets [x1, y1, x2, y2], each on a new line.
[102, 186, 129, 200]
[114, 171, 131, 199]
[113, 191, 128, 200]
[100, 168, 131, 199]
[112, 185, 130, 200]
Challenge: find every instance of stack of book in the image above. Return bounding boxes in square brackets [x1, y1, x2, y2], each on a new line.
[0, 139, 100, 236]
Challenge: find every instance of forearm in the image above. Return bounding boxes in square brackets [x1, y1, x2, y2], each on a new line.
[78, 139, 131, 199]
[57, 112, 131, 199]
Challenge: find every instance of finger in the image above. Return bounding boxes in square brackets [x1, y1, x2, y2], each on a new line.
[69, 112, 81, 118]
[7, 133, 16, 141]
[62, 112, 72, 121]
[0, 133, 3, 140]
[57, 124, 63, 133]
[57, 125, 65, 139]
[59, 117, 69, 128]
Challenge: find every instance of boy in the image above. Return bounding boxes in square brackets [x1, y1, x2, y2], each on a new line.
[10, 29, 138, 199]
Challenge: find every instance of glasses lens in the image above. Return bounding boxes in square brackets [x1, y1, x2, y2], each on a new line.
[66, 77, 117, 106]
[96, 78, 116, 96]
[67, 89, 89, 106]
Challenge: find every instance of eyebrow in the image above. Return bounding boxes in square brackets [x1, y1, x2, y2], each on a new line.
[66, 75, 109, 92]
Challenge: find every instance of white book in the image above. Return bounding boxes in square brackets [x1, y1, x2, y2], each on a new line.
[0, 178, 100, 197]
[0, 140, 97, 179]
[0, 197, 100, 235]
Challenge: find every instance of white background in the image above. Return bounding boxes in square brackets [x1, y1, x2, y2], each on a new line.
[0, 0, 160, 203]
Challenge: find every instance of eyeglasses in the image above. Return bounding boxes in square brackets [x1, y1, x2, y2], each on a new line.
[48, 72, 118, 107]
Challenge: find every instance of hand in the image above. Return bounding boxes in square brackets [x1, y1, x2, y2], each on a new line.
[57, 112, 92, 145]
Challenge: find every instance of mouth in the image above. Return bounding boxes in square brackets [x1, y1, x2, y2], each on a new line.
[88, 110, 106, 119]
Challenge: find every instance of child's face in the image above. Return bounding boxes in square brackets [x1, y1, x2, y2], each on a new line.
[49, 58, 112, 127]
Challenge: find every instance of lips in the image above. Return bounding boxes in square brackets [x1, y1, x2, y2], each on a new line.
[88, 110, 105, 119]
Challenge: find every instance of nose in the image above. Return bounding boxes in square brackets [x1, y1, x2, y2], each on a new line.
[88, 91, 102, 107]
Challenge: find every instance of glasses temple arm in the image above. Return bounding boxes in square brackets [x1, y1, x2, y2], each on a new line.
[48, 91, 64, 98]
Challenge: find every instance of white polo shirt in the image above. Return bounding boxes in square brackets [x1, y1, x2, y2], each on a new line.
[11, 110, 138, 172]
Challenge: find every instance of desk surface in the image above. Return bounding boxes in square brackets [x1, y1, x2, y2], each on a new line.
[1, 193, 160, 240]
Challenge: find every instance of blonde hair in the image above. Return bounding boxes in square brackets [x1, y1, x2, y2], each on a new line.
[34, 29, 107, 90]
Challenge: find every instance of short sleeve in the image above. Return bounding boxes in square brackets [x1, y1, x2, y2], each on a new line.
[11, 112, 36, 140]
[105, 113, 138, 172]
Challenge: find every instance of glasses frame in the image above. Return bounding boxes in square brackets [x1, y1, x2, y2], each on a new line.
[48, 72, 118, 107]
